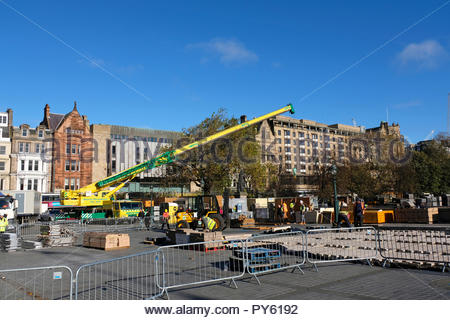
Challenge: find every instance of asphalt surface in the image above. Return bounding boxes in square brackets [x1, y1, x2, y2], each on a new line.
[0, 226, 449, 300]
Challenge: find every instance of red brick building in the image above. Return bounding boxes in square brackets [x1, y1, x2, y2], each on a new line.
[41, 102, 93, 192]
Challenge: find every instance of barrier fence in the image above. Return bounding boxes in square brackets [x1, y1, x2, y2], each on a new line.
[2, 225, 450, 300]
[244, 231, 306, 285]
[0, 266, 73, 300]
[377, 226, 450, 272]
[306, 227, 378, 270]
[74, 249, 163, 300]
[157, 240, 246, 298]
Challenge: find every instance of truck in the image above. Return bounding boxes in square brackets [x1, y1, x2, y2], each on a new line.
[58, 103, 295, 221]
[0, 190, 42, 223]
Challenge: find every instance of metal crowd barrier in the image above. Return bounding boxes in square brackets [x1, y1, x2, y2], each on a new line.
[306, 227, 378, 270]
[74, 249, 163, 300]
[157, 239, 246, 299]
[244, 231, 306, 285]
[377, 226, 450, 272]
[0, 266, 73, 300]
[81, 217, 145, 233]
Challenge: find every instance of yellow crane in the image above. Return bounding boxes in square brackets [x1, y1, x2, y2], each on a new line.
[60, 104, 295, 210]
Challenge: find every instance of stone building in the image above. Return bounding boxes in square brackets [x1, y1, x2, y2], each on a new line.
[40, 103, 93, 192]
[256, 115, 404, 193]
[9, 121, 52, 192]
[0, 109, 13, 190]
[91, 124, 183, 194]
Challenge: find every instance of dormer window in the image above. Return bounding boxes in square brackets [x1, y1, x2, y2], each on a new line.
[22, 128, 28, 137]
[38, 130, 43, 138]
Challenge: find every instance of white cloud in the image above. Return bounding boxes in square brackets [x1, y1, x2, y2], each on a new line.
[392, 100, 422, 109]
[397, 40, 447, 69]
[187, 38, 258, 65]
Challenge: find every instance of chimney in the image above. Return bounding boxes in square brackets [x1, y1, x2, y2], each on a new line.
[82, 115, 89, 127]
[240, 115, 247, 124]
[44, 104, 50, 119]
[6, 108, 13, 127]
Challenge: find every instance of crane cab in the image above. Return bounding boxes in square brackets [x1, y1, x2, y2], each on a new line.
[110, 200, 143, 218]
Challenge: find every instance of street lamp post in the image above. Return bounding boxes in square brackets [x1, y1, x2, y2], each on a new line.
[331, 164, 339, 226]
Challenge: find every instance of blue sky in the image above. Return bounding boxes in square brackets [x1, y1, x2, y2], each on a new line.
[1, 0, 449, 143]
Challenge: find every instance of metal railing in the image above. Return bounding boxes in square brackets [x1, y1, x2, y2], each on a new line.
[377, 226, 450, 272]
[157, 239, 246, 298]
[74, 249, 163, 300]
[306, 227, 378, 270]
[0, 266, 73, 300]
[244, 231, 306, 285]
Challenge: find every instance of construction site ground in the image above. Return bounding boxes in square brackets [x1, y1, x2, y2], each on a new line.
[0, 224, 449, 300]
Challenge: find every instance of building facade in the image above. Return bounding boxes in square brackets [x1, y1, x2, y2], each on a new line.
[91, 124, 182, 194]
[41, 103, 93, 192]
[0, 109, 13, 190]
[256, 115, 404, 193]
[9, 122, 52, 192]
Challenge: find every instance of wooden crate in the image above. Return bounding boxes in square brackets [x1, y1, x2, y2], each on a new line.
[83, 232, 130, 250]
[394, 208, 438, 224]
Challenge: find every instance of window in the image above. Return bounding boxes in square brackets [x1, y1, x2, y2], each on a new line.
[278, 147, 282, 153]
[38, 130, 43, 138]
[285, 139, 291, 144]
[76, 178, 80, 189]
[299, 132, 304, 138]
[34, 160, 39, 171]
[41, 144, 45, 153]
[65, 160, 70, 171]
[299, 140, 305, 145]
[111, 160, 116, 172]
[136, 147, 140, 160]
[284, 130, 290, 136]
[312, 134, 318, 139]
[0, 146, 5, 155]
[144, 147, 148, 159]
[25, 143, 30, 153]
[27, 180, 32, 190]
[293, 132, 296, 137]
[111, 145, 116, 156]
[64, 178, 69, 190]
[33, 179, 38, 191]
[19, 142, 24, 153]
[66, 144, 70, 154]
[0, 115, 6, 124]
[277, 130, 281, 136]
[35, 144, 40, 153]
[71, 178, 75, 190]
[0, 161, 4, 170]
[285, 147, 291, 153]
[71, 160, 77, 171]
[277, 138, 281, 144]
[285, 155, 291, 161]
[300, 148, 305, 154]
[72, 144, 77, 154]
[21, 160, 25, 171]
[22, 128, 27, 136]
[28, 160, 33, 171]
[20, 179, 24, 190]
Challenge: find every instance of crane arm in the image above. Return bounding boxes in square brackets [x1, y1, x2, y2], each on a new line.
[63, 103, 294, 203]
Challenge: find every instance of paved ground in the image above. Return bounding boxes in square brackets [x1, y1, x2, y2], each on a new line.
[163, 263, 449, 300]
[1, 226, 449, 300]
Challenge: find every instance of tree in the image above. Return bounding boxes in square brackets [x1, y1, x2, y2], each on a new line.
[164, 108, 277, 195]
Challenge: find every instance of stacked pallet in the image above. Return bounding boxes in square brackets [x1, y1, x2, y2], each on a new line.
[21, 240, 43, 250]
[39, 225, 76, 247]
[229, 247, 281, 272]
[189, 231, 223, 250]
[394, 208, 438, 224]
[0, 233, 19, 252]
[438, 207, 450, 223]
[82, 232, 130, 251]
